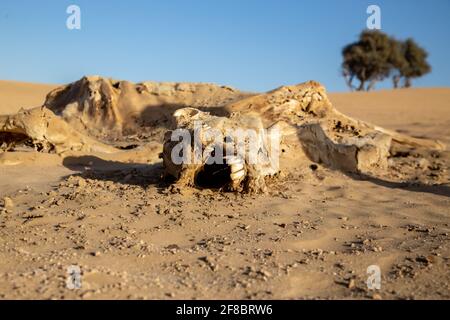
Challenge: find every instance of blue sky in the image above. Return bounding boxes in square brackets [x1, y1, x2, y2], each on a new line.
[1, 0, 449, 92]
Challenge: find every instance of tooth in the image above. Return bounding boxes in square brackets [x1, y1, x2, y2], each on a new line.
[231, 163, 244, 172]
[230, 169, 245, 181]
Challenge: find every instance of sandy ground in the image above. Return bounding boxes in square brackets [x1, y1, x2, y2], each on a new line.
[0, 81, 449, 300]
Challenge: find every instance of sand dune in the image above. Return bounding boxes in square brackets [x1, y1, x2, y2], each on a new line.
[0, 79, 449, 300]
[0, 80, 58, 115]
[330, 88, 450, 147]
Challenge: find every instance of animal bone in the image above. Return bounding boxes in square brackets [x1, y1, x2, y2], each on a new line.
[163, 81, 445, 192]
[225, 81, 445, 151]
[0, 107, 118, 154]
[162, 108, 281, 193]
[44, 76, 250, 139]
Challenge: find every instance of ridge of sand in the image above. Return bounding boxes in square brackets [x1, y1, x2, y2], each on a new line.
[0, 80, 59, 115]
[329, 88, 450, 147]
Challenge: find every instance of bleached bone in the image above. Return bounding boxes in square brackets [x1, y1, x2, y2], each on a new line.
[162, 108, 280, 193]
[163, 81, 445, 193]
[0, 107, 118, 154]
[228, 81, 445, 151]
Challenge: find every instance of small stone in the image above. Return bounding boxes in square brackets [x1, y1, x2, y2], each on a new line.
[75, 177, 86, 188]
[299, 258, 310, 265]
[348, 279, 356, 289]
[261, 270, 272, 277]
[2, 197, 14, 208]
[372, 293, 382, 300]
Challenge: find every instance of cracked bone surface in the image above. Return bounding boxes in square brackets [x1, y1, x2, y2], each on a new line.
[44, 76, 249, 139]
[225, 81, 444, 168]
[162, 108, 281, 193]
[163, 81, 445, 192]
[0, 107, 118, 154]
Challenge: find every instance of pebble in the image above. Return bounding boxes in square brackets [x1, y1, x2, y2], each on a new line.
[2, 197, 14, 208]
[76, 178, 86, 188]
[348, 279, 356, 289]
[372, 293, 382, 300]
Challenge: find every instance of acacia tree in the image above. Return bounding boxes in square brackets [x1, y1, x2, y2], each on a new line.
[342, 30, 399, 91]
[341, 31, 431, 91]
[393, 39, 431, 88]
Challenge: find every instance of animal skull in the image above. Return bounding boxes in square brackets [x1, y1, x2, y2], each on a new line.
[162, 108, 281, 193]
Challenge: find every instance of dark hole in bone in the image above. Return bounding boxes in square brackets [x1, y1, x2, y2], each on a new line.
[118, 144, 139, 150]
[0, 132, 33, 151]
[392, 151, 411, 158]
[195, 163, 232, 189]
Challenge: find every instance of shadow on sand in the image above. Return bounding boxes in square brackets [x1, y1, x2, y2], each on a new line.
[346, 172, 450, 198]
[61, 155, 450, 199]
[62, 155, 172, 190]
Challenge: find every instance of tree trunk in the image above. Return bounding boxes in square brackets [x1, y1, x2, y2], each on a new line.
[343, 74, 354, 92]
[367, 79, 377, 91]
[404, 77, 412, 88]
[393, 75, 400, 89]
[357, 80, 365, 91]
[357, 68, 367, 91]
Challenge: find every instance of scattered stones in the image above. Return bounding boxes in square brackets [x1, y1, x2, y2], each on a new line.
[416, 255, 434, 267]
[198, 256, 218, 272]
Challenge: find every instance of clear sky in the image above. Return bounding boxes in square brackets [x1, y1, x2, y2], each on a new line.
[1, 0, 449, 92]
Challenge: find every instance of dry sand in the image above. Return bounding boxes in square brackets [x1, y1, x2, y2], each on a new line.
[0, 81, 449, 299]
[0, 80, 58, 115]
[331, 88, 450, 147]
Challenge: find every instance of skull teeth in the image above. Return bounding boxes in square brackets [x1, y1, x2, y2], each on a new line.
[230, 162, 244, 173]
[230, 169, 245, 181]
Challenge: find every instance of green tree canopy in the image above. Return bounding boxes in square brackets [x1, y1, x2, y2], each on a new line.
[342, 31, 431, 91]
[396, 38, 431, 88]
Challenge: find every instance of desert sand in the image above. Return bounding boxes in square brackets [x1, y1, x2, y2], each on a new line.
[0, 80, 58, 115]
[0, 78, 448, 300]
